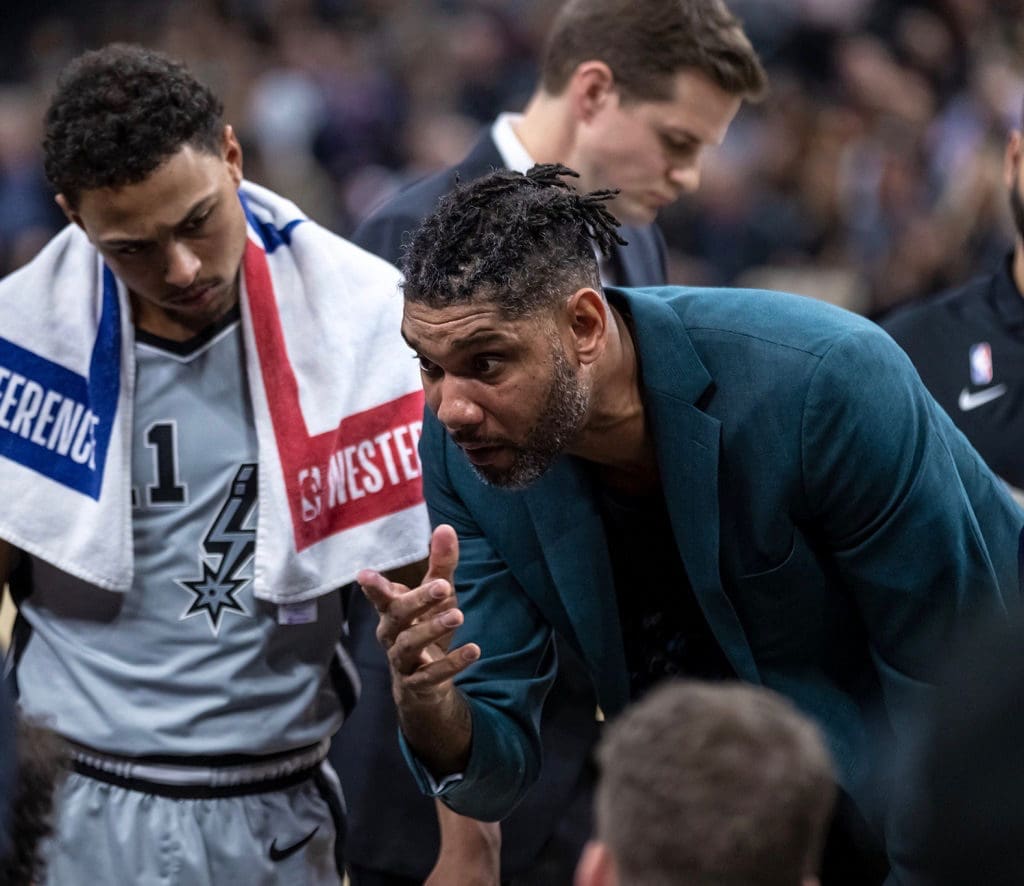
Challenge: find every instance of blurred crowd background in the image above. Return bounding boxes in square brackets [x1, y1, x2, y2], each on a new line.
[2, 0, 1024, 316]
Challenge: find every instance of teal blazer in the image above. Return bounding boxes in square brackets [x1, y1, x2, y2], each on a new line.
[411, 285, 1022, 836]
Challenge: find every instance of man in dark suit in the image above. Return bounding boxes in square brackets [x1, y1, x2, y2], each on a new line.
[358, 165, 1022, 885]
[334, 2, 766, 883]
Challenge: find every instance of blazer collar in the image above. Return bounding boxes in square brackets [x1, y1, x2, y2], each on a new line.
[528, 288, 761, 691]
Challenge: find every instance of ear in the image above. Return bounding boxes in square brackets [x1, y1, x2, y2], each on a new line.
[563, 287, 608, 366]
[55, 194, 84, 231]
[1004, 130, 1021, 190]
[222, 124, 244, 187]
[575, 840, 618, 886]
[567, 60, 618, 123]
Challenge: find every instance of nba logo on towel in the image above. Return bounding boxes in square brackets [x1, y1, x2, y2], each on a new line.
[969, 343, 993, 385]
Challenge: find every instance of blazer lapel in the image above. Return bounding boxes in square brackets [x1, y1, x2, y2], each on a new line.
[524, 460, 631, 713]
[621, 288, 761, 684]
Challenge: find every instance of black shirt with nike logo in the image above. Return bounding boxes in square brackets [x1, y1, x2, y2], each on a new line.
[881, 254, 1024, 489]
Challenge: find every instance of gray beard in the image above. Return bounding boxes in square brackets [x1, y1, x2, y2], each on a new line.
[472, 346, 589, 490]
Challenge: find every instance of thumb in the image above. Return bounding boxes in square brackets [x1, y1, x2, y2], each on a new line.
[424, 524, 459, 587]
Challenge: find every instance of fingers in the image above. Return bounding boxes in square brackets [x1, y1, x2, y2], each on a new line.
[361, 572, 456, 629]
[388, 605, 465, 673]
[400, 643, 481, 697]
[357, 524, 476, 699]
[356, 567, 400, 614]
[358, 525, 462, 630]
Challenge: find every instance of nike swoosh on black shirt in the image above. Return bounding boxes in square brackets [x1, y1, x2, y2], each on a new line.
[269, 826, 320, 862]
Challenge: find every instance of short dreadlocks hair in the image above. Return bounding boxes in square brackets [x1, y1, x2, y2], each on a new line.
[401, 164, 626, 319]
[44, 44, 224, 207]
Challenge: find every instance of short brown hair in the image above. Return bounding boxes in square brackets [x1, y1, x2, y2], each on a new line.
[540, 0, 766, 103]
[595, 680, 836, 886]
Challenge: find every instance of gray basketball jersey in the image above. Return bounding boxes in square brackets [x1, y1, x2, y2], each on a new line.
[14, 313, 350, 756]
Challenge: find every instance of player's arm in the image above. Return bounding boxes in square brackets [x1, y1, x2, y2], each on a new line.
[358, 524, 479, 777]
[377, 549, 503, 883]
[425, 800, 501, 886]
[802, 325, 1020, 715]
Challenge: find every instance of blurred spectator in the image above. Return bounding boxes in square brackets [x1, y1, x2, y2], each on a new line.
[575, 680, 837, 886]
[0, 88, 65, 274]
[2, 0, 1023, 315]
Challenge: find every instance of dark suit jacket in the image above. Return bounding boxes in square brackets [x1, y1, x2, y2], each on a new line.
[332, 131, 667, 879]
[405, 286, 1023, 879]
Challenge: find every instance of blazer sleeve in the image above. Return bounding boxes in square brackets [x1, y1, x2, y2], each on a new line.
[800, 324, 1022, 732]
[398, 411, 558, 821]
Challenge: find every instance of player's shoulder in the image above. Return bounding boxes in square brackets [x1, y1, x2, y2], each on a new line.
[629, 284, 881, 358]
[351, 167, 467, 260]
[353, 132, 503, 254]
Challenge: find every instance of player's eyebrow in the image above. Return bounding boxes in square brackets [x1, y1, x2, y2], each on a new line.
[99, 195, 218, 249]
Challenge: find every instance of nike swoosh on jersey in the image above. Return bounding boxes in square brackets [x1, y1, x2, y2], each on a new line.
[269, 826, 319, 862]
[958, 384, 1008, 411]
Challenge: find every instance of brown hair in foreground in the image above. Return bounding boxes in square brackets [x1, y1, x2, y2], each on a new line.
[594, 680, 836, 886]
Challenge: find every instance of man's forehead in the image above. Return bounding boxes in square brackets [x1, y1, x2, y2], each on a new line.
[401, 299, 537, 348]
[75, 146, 223, 234]
[403, 299, 502, 333]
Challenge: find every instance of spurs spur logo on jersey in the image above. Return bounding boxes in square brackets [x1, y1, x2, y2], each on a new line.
[177, 463, 258, 635]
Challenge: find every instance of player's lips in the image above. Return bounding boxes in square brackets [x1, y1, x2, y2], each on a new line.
[456, 442, 508, 466]
[170, 282, 218, 307]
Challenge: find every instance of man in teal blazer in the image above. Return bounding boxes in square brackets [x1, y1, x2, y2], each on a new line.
[359, 166, 1024, 882]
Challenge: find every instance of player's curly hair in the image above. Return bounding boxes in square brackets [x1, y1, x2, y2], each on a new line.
[401, 164, 626, 318]
[43, 44, 224, 207]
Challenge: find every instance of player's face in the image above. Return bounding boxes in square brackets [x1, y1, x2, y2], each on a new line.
[60, 126, 248, 341]
[570, 68, 741, 225]
[402, 298, 590, 489]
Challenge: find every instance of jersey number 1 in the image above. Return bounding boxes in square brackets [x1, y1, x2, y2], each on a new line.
[146, 422, 186, 504]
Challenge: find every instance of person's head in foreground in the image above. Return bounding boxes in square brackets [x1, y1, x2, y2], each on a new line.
[401, 163, 640, 490]
[574, 680, 836, 886]
[527, 0, 766, 224]
[44, 43, 247, 340]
